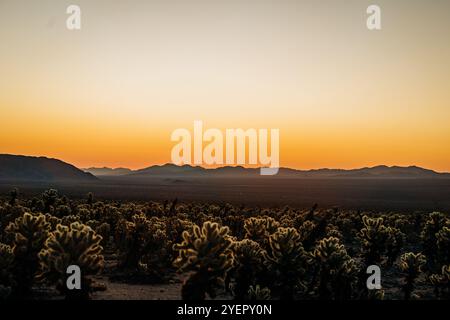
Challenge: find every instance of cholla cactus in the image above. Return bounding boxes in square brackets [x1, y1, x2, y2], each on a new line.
[0, 204, 27, 242]
[44, 214, 62, 230]
[244, 216, 279, 249]
[325, 225, 344, 241]
[312, 237, 359, 300]
[263, 227, 309, 299]
[231, 239, 266, 299]
[38, 222, 104, 299]
[138, 223, 171, 279]
[298, 220, 316, 242]
[166, 217, 194, 245]
[429, 265, 449, 299]
[222, 215, 245, 239]
[386, 227, 405, 267]
[42, 189, 59, 213]
[102, 205, 122, 232]
[421, 212, 448, 266]
[173, 221, 234, 300]
[436, 226, 449, 266]
[54, 205, 72, 217]
[246, 285, 271, 300]
[357, 216, 389, 266]
[86, 220, 111, 247]
[399, 252, 426, 300]
[61, 214, 81, 226]
[0, 243, 14, 299]
[115, 214, 169, 272]
[6, 213, 50, 295]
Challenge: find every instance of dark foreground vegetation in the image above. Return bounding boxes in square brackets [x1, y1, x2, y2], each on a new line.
[0, 188, 448, 300]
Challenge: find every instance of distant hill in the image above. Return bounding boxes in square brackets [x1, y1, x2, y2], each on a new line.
[281, 165, 449, 178]
[124, 163, 450, 179]
[0, 154, 97, 181]
[130, 163, 205, 176]
[83, 167, 133, 176]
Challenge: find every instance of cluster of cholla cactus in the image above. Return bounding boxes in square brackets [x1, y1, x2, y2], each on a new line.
[137, 218, 171, 278]
[173, 221, 234, 300]
[86, 220, 111, 247]
[42, 189, 59, 213]
[38, 222, 104, 299]
[311, 237, 359, 300]
[429, 265, 449, 299]
[230, 239, 266, 299]
[385, 227, 405, 267]
[263, 227, 309, 299]
[114, 213, 170, 276]
[357, 216, 390, 266]
[0, 189, 449, 301]
[244, 216, 279, 249]
[0, 202, 27, 242]
[6, 213, 50, 295]
[0, 243, 15, 299]
[436, 226, 449, 266]
[421, 212, 449, 267]
[398, 252, 427, 300]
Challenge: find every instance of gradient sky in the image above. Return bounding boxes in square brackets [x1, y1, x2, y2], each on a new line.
[0, 0, 449, 171]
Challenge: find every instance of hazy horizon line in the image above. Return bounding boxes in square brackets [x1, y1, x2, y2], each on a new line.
[82, 162, 450, 174]
[3, 153, 450, 174]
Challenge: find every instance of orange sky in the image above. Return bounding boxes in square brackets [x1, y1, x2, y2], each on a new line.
[1, 0, 449, 171]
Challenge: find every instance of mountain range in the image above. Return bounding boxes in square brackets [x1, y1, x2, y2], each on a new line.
[84, 163, 450, 179]
[1, 154, 449, 181]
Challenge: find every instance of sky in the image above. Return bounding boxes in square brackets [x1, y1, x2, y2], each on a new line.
[0, 0, 449, 171]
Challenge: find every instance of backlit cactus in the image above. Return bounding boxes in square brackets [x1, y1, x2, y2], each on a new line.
[398, 252, 426, 300]
[38, 222, 104, 299]
[263, 227, 309, 299]
[87, 220, 111, 247]
[231, 239, 266, 299]
[246, 285, 271, 300]
[6, 212, 50, 295]
[173, 221, 234, 300]
[42, 189, 59, 213]
[114, 214, 169, 273]
[357, 216, 389, 266]
[312, 237, 359, 300]
[0, 243, 14, 299]
[138, 221, 171, 279]
[244, 216, 279, 249]
[436, 226, 449, 266]
[421, 212, 449, 267]
[429, 265, 449, 299]
[386, 227, 405, 267]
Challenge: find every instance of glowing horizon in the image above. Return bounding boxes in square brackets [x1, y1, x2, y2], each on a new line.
[1, 0, 450, 172]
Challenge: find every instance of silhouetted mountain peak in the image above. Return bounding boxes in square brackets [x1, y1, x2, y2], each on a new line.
[83, 167, 132, 176]
[0, 154, 97, 181]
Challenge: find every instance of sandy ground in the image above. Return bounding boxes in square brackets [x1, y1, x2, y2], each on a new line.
[91, 276, 182, 300]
